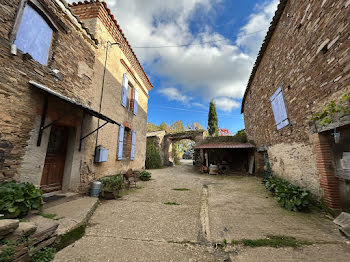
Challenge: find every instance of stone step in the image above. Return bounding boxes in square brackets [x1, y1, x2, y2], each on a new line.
[6, 222, 37, 242]
[43, 192, 82, 209]
[0, 219, 19, 238]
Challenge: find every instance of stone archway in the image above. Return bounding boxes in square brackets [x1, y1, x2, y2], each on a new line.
[147, 130, 206, 166]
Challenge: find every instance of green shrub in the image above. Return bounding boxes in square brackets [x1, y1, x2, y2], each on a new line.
[265, 177, 312, 212]
[138, 171, 151, 181]
[30, 247, 55, 262]
[0, 181, 43, 219]
[146, 140, 162, 169]
[100, 175, 123, 198]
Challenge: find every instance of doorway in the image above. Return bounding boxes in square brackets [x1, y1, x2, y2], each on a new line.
[41, 125, 69, 193]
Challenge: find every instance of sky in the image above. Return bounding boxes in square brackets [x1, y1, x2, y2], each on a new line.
[69, 0, 279, 134]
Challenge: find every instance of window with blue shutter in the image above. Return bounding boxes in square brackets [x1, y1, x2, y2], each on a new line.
[121, 74, 128, 107]
[270, 87, 289, 130]
[133, 89, 139, 115]
[130, 130, 136, 160]
[14, 4, 54, 65]
[117, 125, 124, 160]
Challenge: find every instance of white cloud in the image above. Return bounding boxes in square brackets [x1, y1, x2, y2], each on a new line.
[67, 0, 278, 112]
[236, 0, 279, 56]
[214, 97, 240, 112]
[158, 87, 189, 102]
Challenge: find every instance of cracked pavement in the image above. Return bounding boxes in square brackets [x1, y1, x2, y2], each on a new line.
[54, 160, 350, 261]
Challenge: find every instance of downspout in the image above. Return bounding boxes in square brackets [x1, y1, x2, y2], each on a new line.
[95, 41, 119, 149]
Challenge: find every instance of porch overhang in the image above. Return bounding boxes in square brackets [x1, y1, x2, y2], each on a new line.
[29, 81, 118, 124]
[29, 80, 120, 150]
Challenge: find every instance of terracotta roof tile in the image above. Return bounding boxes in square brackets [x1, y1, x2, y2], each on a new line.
[69, 0, 153, 90]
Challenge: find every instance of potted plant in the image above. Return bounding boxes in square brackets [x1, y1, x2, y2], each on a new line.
[100, 174, 123, 199]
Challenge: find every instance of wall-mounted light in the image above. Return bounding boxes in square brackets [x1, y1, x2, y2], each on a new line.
[333, 128, 340, 143]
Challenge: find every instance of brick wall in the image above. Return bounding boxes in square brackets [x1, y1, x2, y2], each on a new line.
[312, 133, 341, 209]
[243, 0, 350, 204]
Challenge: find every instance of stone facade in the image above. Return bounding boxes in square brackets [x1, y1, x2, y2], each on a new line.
[0, 0, 152, 192]
[242, 0, 350, 208]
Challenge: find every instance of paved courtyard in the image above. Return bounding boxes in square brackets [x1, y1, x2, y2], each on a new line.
[55, 160, 350, 261]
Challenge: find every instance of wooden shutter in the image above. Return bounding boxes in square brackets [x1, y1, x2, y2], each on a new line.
[130, 130, 136, 160]
[133, 89, 139, 115]
[121, 74, 128, 107]
[270, 87, 289, 130]
[117, 125, 124, 160]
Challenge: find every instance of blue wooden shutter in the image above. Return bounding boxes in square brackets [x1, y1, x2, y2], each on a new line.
[117, 125, 124, 160]
[130, 130, 136, 160]
[133, 89, 139, 115]
[270, 87, 289, 130]
[14, 4, 53, 65]
[121, 74, 128, 107]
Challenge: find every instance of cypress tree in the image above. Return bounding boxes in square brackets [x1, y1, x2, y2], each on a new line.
[208, 100, 219, 136]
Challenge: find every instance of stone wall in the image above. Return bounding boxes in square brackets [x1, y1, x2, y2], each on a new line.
[0, 0, 151, 192]
[0, 218, 58, 262]
[243, 0, 350, 198]
[0, 0, 96, 183]
[70, 2, 150, 183]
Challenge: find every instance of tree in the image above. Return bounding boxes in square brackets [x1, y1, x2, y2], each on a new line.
[147, 122, 161, 132]
[219, 128, 231, 136]
[186, 122, 204, 130]
[233, 129, 247, 142]
[207, 100, 219, 136]
[170, 120, 185, 132]
[159, 122, 170, 132]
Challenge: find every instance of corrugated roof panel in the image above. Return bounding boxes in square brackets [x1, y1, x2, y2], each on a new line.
[195, 143, 255, 149]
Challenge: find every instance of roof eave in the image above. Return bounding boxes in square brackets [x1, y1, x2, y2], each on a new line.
[241, 0, 288, 114]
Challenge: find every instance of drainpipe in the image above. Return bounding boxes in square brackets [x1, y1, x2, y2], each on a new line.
[95, 41, 119, 149]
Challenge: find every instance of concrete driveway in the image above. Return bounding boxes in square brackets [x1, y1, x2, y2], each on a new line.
[55, 160, 350, 261]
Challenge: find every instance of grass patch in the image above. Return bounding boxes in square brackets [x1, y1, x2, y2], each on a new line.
[172, 188, 190, 191]
[231, 235, 312, 248]
[55, 223, 87, 251]
[30, 247, 55, 262]
[40, 213, 64, 220]
[164, 202, 180, 205]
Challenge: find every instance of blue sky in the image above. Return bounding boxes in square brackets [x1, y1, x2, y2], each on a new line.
[70, 0, 279, 134]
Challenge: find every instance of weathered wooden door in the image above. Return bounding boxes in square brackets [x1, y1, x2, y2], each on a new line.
[41, 125, 69, 193]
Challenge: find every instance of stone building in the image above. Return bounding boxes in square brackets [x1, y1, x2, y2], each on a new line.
[0, 0, 152, 193]
[242, 0, 350, 210]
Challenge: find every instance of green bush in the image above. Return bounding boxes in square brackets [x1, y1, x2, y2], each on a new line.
[139, 171, 151, 181]
[30, 247, 55, 262]
[145, 140, 162, 169]
[0, 181, 43, 219]
[100, 175, 123, 198]
[265, 177, 312, 212]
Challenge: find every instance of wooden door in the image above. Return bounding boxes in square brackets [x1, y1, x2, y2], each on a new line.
[41, 125, 69, 193]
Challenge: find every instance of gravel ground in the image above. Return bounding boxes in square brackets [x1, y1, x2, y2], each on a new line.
[54, 160, 350, 261]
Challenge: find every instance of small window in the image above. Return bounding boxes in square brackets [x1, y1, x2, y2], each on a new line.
[14, 3, 54, 65]
[122, 128, 132, 159]
[270, 87, 289, 130]
[127, 85, 134, 111]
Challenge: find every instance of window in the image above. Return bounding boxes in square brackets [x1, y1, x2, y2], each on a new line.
[123, 128, 131, 159]
[270, 86, 289, 130]
[127, 85, 134, 111]
[121, 73, 139, 115]
[14, 2, 54, 65]
[117, 125, 136, 160]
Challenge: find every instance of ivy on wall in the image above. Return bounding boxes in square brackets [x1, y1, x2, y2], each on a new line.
[312, 91, 350, 125]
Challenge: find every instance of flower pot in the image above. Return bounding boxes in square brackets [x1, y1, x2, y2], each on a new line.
[102, 190, 117, 200]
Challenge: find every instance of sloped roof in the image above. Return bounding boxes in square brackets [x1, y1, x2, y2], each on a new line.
[195, 143, 255, 149]
[69, 0, 153, 91]
[241, 0, 288, 113]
